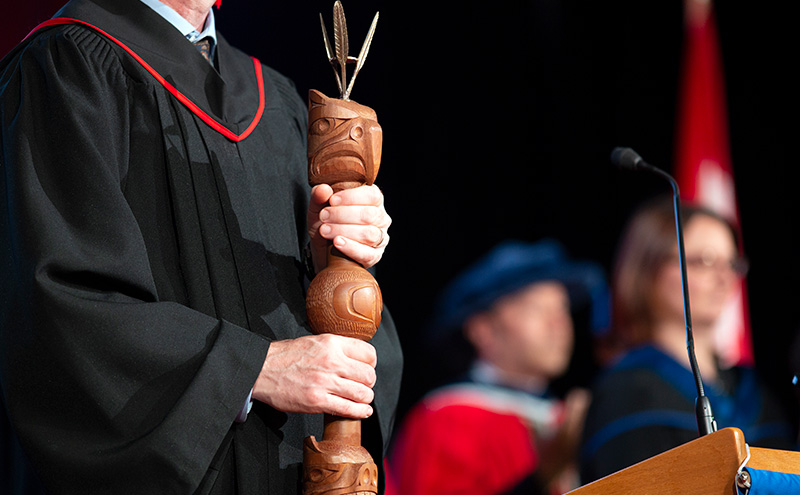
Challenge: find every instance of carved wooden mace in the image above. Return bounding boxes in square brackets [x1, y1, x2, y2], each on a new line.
[303, 3, 383, 495]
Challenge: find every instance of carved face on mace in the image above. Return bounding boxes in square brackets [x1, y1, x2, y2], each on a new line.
[308, 89, 382, 192]
[303, 461, 379, 495]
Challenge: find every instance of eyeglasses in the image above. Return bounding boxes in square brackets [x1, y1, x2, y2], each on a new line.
[681, 249, 749, 277]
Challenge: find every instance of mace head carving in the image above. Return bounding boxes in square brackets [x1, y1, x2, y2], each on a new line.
[303, 436, 378, 495]
[307, 89, 382, 192]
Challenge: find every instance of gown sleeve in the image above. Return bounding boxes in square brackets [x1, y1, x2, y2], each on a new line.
[0, 26, 270, 494]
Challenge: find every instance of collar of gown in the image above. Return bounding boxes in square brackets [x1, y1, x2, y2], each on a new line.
[52, 0, 263, 139]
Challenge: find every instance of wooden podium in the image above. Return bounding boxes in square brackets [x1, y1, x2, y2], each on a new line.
[566, 428, 800, 494]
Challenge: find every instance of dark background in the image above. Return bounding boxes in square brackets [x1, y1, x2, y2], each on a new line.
[3, 0, 800, 428]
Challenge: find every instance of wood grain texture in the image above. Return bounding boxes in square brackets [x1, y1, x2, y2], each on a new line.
[569, 428, 800, 494]
[568, 428, 746, 495]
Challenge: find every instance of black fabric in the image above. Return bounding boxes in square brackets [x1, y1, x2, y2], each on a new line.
[0, 391, 46, 495]
[0, 0, 403, 493]
[579, 349, 795, 484]
[500, 473, 546, 495]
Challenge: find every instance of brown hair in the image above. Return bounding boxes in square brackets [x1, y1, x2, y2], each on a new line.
[606, 196, 738, 354]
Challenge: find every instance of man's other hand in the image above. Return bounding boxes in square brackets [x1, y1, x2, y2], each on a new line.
[252, 334, 378, 419]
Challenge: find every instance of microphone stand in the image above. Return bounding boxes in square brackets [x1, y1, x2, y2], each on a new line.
[611, 147, 718, 437]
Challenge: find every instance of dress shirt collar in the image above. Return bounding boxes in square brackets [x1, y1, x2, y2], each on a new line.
[138, 0, 218, 44]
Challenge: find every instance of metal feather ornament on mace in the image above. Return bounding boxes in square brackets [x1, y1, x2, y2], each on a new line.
[303, 2, 384, 495]
[319, 1, 379, 100]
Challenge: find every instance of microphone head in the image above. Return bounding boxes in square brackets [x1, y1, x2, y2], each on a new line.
[610, 147, 644, 170]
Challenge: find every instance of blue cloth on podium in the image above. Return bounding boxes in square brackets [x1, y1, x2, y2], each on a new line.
[737, 467, 800, 495]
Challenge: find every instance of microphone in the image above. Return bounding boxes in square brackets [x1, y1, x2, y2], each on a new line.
[611, 146, 663, 176]
[610, 147, 645, 170]
[611, 146, 718, 437]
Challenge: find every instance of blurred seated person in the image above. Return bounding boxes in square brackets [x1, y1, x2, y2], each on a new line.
[580, 197, 796, 483]
[390, 240, 609, 494]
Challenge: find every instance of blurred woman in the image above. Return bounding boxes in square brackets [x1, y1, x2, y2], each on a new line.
[580, 197, 795, 482]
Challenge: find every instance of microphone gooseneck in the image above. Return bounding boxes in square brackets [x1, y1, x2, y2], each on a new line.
[611, 146, 718, 437]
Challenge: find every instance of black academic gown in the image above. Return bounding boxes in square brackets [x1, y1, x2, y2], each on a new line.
[0, 0, 403, 493]
[579, 346, 794, 483]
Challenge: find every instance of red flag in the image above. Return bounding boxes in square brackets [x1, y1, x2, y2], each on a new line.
[674, 0, 753, 367]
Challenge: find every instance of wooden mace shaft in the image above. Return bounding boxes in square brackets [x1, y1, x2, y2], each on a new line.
[323, 414, 361, 447]
[302, 89, 383, 495]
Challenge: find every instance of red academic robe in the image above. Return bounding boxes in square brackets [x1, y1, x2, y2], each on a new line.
[391, 381, 563, 495]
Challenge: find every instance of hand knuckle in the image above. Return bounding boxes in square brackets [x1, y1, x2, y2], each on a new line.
[361, 207, 378, 224]
[357, 386, 372, 404]
[309, 372, 327, 387]
[308, 390, 324, 407]
[319, 334, 337, 346]
[320, 353, 337, 369]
